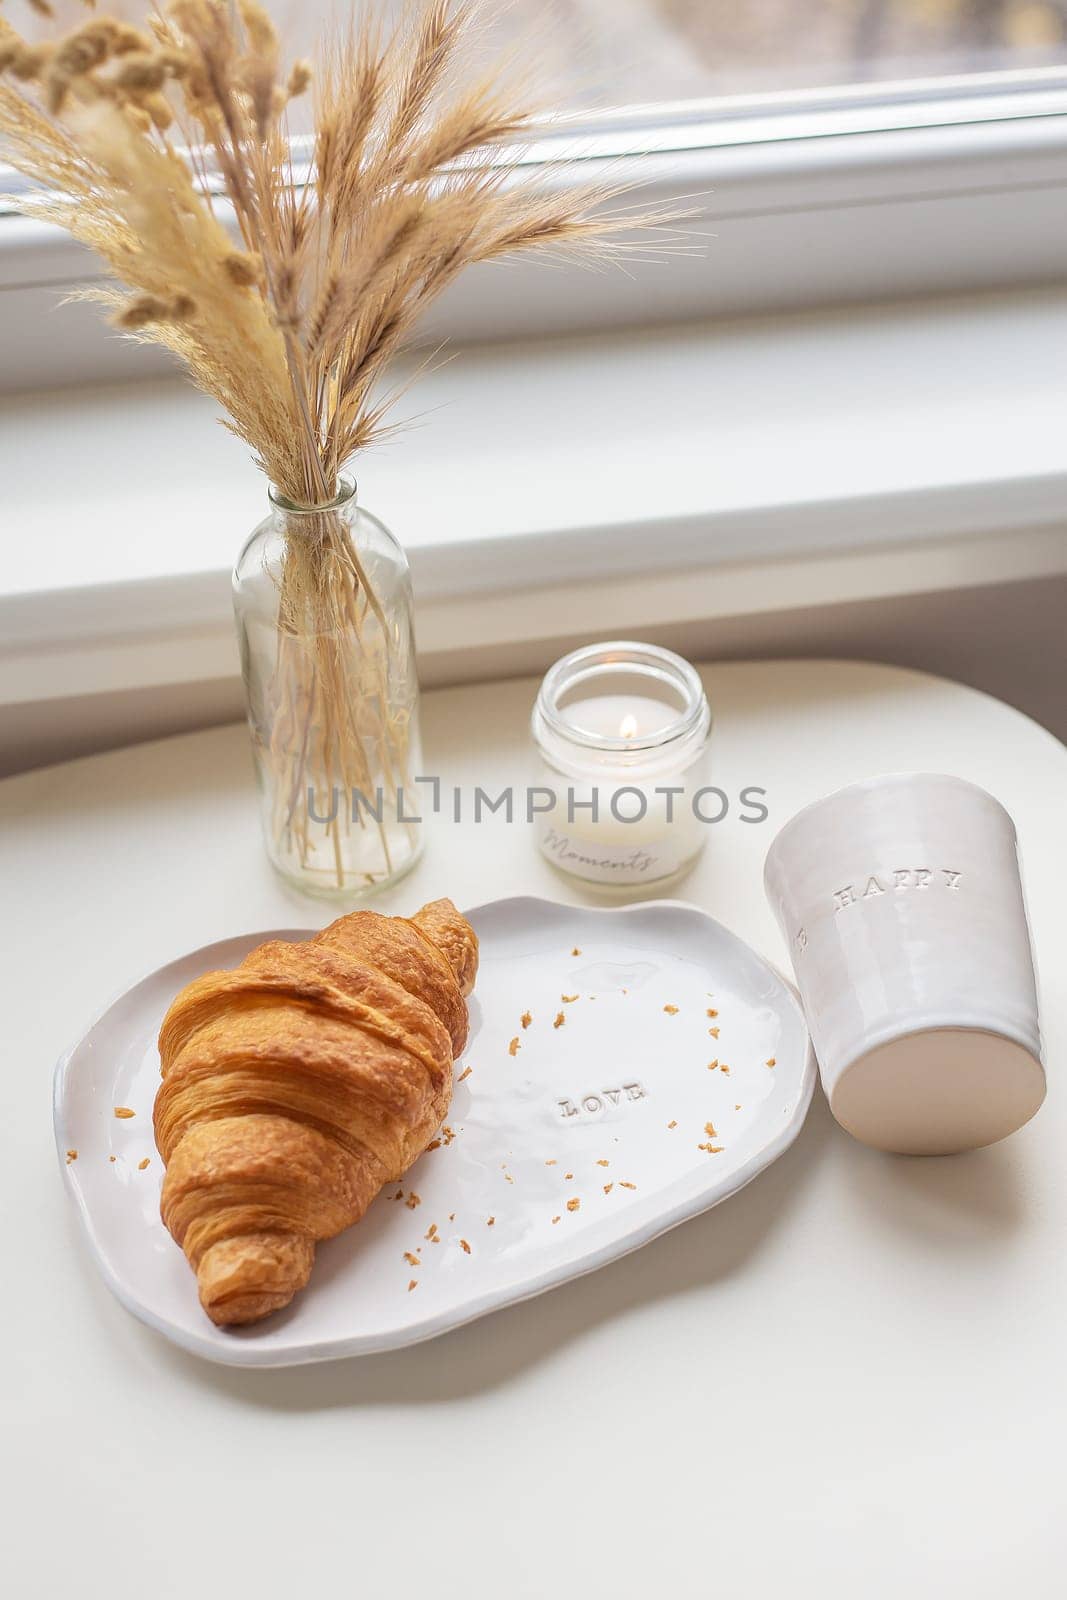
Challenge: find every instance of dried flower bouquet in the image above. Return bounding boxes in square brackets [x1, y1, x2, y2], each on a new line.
[0, 0, 668, 890]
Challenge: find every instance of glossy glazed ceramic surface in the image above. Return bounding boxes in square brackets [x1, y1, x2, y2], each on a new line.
[54, 896, 814, 1366]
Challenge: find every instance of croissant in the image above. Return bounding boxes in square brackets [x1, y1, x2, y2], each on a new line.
[153, 897, 478, 1327]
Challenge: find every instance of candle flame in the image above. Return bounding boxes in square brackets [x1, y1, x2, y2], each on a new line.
[619, 713, 639, 740]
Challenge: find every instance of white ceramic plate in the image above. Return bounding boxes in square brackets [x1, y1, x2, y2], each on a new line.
[55, 896, 815, 1367]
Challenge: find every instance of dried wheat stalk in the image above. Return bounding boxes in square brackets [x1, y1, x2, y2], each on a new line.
[0, 0, 678, 888]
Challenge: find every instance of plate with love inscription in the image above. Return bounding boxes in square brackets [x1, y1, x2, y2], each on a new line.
[54, 896, 815, 1366]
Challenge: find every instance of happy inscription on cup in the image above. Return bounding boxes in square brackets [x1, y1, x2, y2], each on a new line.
[832, 866, 963, 911]
[792, 867, 963, 955]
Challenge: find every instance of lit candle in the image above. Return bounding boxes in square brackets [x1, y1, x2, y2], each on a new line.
[560, 695, 676, 742]
[531, 643, 712, 887]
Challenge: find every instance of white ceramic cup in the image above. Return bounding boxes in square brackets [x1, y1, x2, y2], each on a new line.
[763, 773, 1045, 1154]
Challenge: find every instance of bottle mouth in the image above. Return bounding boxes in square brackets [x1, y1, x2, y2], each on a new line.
[268, 475, 356, 514]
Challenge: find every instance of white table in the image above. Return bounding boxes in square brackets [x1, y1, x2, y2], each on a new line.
[3, 660, 1065, 1599]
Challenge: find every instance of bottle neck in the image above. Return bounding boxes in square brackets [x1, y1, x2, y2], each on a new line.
[268, 475, 356, 518]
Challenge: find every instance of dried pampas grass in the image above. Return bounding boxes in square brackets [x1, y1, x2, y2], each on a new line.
[0, 0, 678, 890]
[0, 0, 667, 500]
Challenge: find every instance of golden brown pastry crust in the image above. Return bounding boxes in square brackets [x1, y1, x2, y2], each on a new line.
[154, 897, 478, 1327]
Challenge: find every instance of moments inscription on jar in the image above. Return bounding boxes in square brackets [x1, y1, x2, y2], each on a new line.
[792, 867, 963, 955]
[541, 828, 663, 880]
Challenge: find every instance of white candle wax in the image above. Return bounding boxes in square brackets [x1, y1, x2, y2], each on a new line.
[536, 772, 706, 884]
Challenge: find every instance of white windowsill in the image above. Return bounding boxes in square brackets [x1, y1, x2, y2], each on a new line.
[1, 285, 1065, 709]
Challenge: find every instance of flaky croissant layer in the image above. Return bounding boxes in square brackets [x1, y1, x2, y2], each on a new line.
[154, 898, 478, 1326]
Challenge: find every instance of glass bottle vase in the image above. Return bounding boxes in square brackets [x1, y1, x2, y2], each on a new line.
[233, 478, 424, 897]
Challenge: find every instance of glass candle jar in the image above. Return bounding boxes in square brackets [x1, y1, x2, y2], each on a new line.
[531, 642, 712, 887]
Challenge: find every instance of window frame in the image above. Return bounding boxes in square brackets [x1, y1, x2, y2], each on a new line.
[1, 67, 1066, 387]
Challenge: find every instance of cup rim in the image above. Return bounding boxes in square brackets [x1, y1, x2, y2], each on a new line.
[763, 770, 1018, 893]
